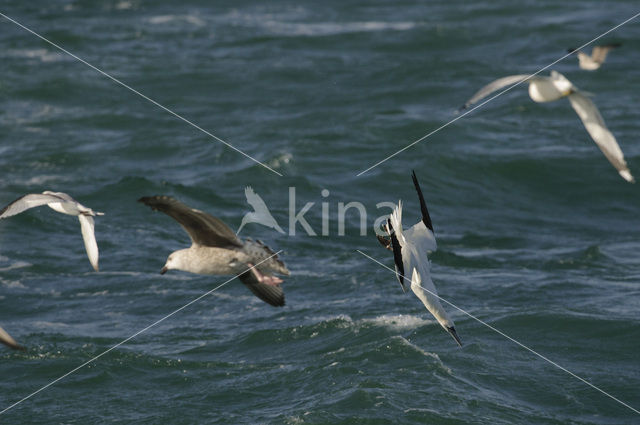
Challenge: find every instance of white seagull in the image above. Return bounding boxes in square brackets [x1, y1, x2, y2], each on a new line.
[568, 43, 621, 70]
[0, 325, 24, 351]
[0, 191, 103, 271]
[378, 171, 462, 347]
[462, 70, 634, 183]
[237, 186, 285, 235]
[139, 196, 289, 307]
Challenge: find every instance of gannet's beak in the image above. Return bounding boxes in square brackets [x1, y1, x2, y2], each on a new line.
[160, 266, 168, 275]
[447, 326, 463, 348]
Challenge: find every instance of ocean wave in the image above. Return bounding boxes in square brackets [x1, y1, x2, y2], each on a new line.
[4, 48, 66, 63]
[359, 314, 435, 332]
[261, 20, 418, 37]
[147, 15, 206, 27]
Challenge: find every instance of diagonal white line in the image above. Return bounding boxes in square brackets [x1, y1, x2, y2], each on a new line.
[0, 250, 283, 416]
[0, 12, 283, 177]
[356, 249, 640, 415]
[357, 11, 640, 176]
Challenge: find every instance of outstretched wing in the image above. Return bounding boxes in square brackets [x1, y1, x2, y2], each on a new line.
[138, 196, 243, 247]
[0, 326, 25, 350]
[0, 193, 68, 219]
[405, 171, 437, 253]
[388, 210, 408, 292]
[462, 75, 532, 109]
[567, 92, 634, 183]
[238, 271, 285, 307]
[79, 214, 99, 271]
[591, 44, 620, 64]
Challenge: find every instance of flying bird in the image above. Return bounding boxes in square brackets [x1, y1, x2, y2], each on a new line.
[378, 171, 462, 347]
[237, 186, 285, 235]
[0, 325, 24, 350]
[139, 196, 289, 307]
[0, 191, 103, 271]
[461, 70, 634, 183]
[568, 43, 621, 70]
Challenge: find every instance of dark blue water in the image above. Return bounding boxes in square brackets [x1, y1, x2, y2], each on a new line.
[1, 1, 639, 423]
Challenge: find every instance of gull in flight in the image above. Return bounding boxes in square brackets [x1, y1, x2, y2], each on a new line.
[0, 191, 103, 271]
[568, 43, 621, 70]
[139, 196, 290, 307]
[462, 70, 634, 183]
[0, 325, 24, 350]
[237, 186, 285, 235]
[378, 171, 462, 347]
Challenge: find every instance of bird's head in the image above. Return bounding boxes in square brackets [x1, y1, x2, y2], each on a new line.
[161, 252, 184, 274]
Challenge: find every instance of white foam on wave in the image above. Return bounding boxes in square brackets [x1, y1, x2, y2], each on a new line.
[32, 321, 70, 330]
[393, 336, 452, 374]
[307, 313, 435, 335]
[75, 290, 109, 298]
[360, 313, 435, 332]
[262, 20, 417, 37]
[0, 277, 26, 289]
[268, 152, 293, 169]
[0, 260, 31, 272]
[6, 48, 65, 63]
[147, 15, 206, 27]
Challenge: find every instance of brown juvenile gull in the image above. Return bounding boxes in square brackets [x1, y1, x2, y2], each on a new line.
[0, 325, 25, 350]
[0, 191, 103, 271]
[138, 196, 290, 307]
[568, 43, 621, 70]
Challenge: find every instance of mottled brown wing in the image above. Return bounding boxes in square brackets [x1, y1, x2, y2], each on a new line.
[238, 271, 285, 307]
[138, 196, 243, 248]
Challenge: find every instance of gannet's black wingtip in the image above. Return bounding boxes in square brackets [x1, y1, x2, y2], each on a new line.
[411, 171, 434, 233]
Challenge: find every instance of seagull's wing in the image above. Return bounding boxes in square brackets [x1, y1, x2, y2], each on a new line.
[410, 268, 462, 347]
[0, 193, 68, 219]
[405, 171, 437, 253]
[78, 214, 99, 271]
[42, 191, 75, 202]
[462, 75, 532, 109]
[591, 44, 620, 64]
[567, 92, 635, 183]
[138, 196, 243, 247]
[238, 271, 285, 307]
[0, 326, 25, 350]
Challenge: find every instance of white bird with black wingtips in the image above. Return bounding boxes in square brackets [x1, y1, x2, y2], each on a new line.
[379, 171, 462, 347]
[461, 70, 634, 183]
[0, 191, 103, 271]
